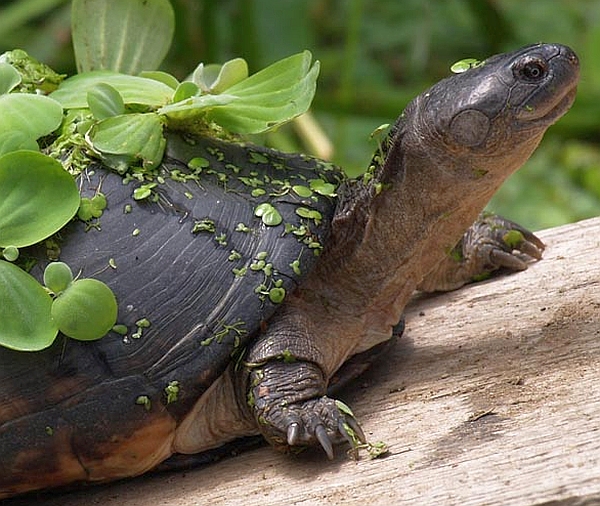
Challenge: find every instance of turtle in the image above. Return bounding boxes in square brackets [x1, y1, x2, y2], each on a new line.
[0, 42, 579, 499]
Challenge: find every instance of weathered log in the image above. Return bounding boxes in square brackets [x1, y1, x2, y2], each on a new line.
[8, 217, 600, 506]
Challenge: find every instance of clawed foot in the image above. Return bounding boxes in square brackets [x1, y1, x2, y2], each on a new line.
[249, 361, 366, 459]
[284, 397, 366, 459]
[472, 213, 545, 272]
[419, 212, 545, 292]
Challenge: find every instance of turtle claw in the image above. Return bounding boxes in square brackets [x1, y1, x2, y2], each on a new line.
[287, 422, 301, 446]
[316, 424, 334, 460]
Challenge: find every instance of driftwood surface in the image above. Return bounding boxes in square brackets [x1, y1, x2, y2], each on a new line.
[7, 217, 600, 506]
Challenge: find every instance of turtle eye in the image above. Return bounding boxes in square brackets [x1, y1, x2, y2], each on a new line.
[514, 56, 548, 82]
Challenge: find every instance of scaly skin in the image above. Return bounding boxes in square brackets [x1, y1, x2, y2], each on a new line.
[244, 43, 579, 456]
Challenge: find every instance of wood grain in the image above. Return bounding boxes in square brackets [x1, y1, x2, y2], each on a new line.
[7, 217, 600, 506]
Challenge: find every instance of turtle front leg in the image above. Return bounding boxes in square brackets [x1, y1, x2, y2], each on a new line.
[247, 361, 364, 458]
[243, 311, 365, 459]
[418, 212, 545, 292]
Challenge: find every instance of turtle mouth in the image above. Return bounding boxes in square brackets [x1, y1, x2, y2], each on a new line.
[518, 84, 577, 130]
[538, 86, 577, 124]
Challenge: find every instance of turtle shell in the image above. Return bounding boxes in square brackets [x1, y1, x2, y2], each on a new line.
[0, 133, 340, 495]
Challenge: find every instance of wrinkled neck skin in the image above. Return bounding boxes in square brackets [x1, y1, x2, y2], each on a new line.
[296, 99, 545, 374]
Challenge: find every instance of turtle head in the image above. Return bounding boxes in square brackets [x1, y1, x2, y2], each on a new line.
[398, 43, 579, 182]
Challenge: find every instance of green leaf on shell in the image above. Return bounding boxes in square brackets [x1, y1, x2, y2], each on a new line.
[77, 193, 107, 221]
[254, 202, 283, 226]
[0, 62, 21, 94]
[157, 93, 236, 118]
[139, 70, 179, 89]
[0, 259, 58, 351]
[0, 151, 80, 248]
[51, 278, 118, 341]
[292, 185, 313, 198]
[0, 94, 63, 139]
[50, 71, 174, 109]
[87, 82, 125, 120]
[309, 178, 337, 196]
[72, 0, 175, 74]
[43, 261, 73, 294]
[159, 51, 320, 135]
[88, 113, 165, 169]
[204, 51, 320, 134]
[192, 58, 249, 94]
[172, 81, 199, 103]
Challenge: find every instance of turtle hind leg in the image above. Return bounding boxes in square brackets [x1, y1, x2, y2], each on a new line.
[418, 212, 545, 292]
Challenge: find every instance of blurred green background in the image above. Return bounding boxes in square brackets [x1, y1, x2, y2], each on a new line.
[1, 0, 599, 230]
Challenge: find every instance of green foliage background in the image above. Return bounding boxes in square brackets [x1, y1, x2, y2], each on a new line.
[1, 0, 598, 230]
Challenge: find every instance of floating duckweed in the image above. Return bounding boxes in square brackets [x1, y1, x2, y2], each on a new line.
[250, 260, 266, 271]
[268, 286, 286, 304]
[292, 185, 313, 198]
[108, 258, 117, 269]
[124, 204, 132, 214]
[254, 283, 268, 294]
[256, 252, 268, 260]
[45, 426, 54, 436]
[251, 188, 266, 197]
[136, 395, 152, 411]
[192, 218, 216, 233]
[450, 57, 482, 73]
[131, 317, 151, 339]
[279, 349, 295, 362]
[188, 156, 210, 170]
[296, 207, 322, 224]
[164, 381, 180, 404]
[214, 233, 227, 246]
[206, 146, 225, 161]
[249, 151, 269, 164]
[135, 318, 151, 328]
[232, 266, 247, 277]
[503, 229, 524, 248]
[309, 179, 336, 197]
[228, 250, 242, 261]
[239, 176, 264, 187]
[132, 228, 140, 236]
[133, 182, 157, 200]
[201, 319, 247, 346]
[290, 259, 301, 275]
[254, 203, 283, 226]
[112, 324, 128, 335]
[78, 193, 107, 221]
[235, 222, 251, 233]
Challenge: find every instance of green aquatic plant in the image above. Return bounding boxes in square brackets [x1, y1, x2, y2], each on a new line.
[0, 0, 320, 351]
